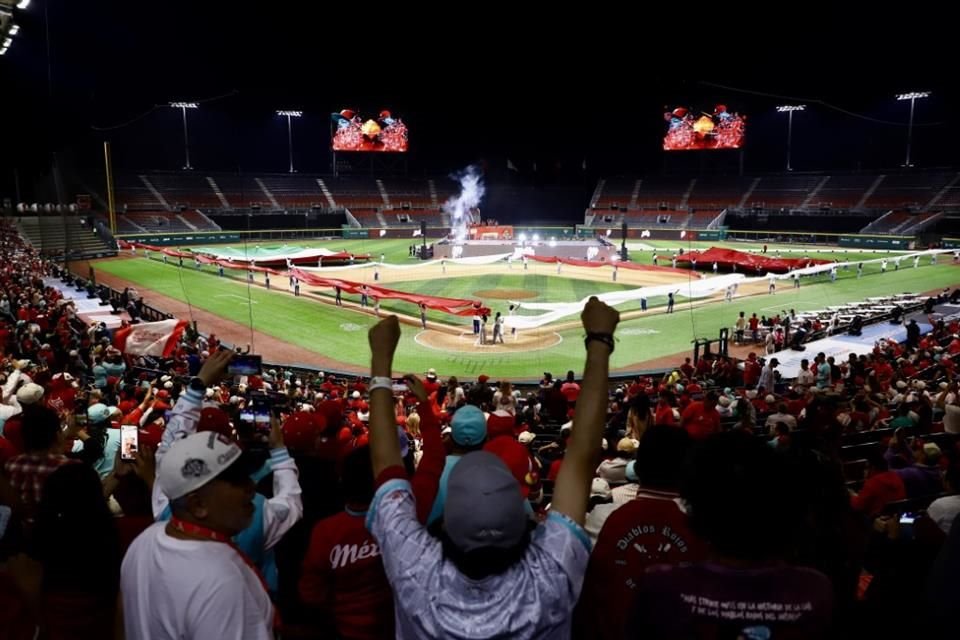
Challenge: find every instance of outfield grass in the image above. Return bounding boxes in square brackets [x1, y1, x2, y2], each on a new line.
[98, 244, 960, 379]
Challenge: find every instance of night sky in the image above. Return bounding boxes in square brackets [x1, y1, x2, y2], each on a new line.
[1, 3, 956, 202]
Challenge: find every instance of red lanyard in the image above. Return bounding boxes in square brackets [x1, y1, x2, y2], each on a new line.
[169, 517, 279, 627]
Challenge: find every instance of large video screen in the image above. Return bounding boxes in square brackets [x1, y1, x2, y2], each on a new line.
[331, 109, 408, 152]
[663, 104, 745, 151]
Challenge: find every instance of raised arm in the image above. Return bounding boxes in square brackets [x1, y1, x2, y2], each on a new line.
[368, 316, 404, 477]
[550, 297, 619, 525]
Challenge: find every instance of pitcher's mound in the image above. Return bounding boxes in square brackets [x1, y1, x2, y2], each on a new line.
[473, 289, 538, 300]
[416, 328, 562, 353]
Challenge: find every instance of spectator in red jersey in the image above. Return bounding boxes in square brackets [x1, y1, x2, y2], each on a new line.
[743, 352, 762, 387]
[850, 450, 907, 517]
[300, 445, 394, 640]
[576, 425, 704, 640]
[422, 367, 441, 396]
[654, 389, 678, 426]
[561, 370, 581, 405]
[680, 390, 720, 440]
[679, 357, 695, 379]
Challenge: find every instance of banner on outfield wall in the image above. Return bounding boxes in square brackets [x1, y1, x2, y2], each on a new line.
[696, 230, 728, 241]
[839, 236, 911, 250]
[942, 238, 960, 250]
[582, 228, 700, 241]
[119, 233, 242, 246]
[342, 228, 370, 239]
[468, 225, 514, 240]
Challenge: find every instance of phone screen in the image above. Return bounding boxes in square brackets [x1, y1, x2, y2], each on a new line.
[228, 354, 262, 377]
[239, 409, 255, 430]
[899, 513, 916, 525]
[121, 425, 139, 461]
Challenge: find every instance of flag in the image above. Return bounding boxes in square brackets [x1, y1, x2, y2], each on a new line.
[113, 319, 189, 357]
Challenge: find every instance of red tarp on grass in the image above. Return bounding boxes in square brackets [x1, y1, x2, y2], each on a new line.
[674, 247, 830, 273]
[290, 268, 489, 317]
[116, 241, 488, 317]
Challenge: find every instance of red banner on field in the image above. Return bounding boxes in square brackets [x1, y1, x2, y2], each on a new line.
[117, 241, 489, 317]
[675, 247, 830, 273]
[290, 268, 489, 317]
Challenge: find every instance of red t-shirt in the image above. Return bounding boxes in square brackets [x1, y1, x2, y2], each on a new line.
[654, 403, 676, 426]
[574, 491, 707, 640]
[743, 361, 762, 387]
[561, 382, 581, 404]
[300, 510, 395, 640]
[680, 402, 720, 440]
[850, 471, 907, 517]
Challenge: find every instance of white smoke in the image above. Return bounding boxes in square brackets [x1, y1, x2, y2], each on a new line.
[443, 165, 485, 243]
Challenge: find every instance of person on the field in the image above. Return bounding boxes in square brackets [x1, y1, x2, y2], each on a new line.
[493, 312, 505, 344]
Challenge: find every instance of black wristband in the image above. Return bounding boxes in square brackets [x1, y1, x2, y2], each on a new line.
[584, 332, 615, 353]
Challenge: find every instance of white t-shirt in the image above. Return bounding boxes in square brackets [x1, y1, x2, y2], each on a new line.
[926, 495, 960, 534]
[121, 522, 274, 640]
[943, 404, 960, 435]
[795, 369, 815, 387]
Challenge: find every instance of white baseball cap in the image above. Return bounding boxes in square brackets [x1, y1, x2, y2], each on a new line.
[591, 478, 612, 499]
[157, 432, 250, 500]
[16, 383, 45, 405]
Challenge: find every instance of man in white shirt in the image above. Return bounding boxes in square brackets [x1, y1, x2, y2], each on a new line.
[122, 351, 293, 640]
[764, 402, 798, 434]
[936, 386, 960, 435]
[757, 357, 779, 392]
[926, 467, 960, 535]
[794, 359, 816, 389]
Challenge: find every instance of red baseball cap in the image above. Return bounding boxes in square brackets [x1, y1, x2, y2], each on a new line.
[483, 436, 536, 498]
[283, 412, 327, 453]
[198, 407, 234, 440]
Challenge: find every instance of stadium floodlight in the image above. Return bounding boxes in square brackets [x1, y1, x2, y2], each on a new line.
[532, 234, 540, 243]
[896, 91, 930, 167]
[775, 105, 806, 171]
[16, 0, 31, 9]
[169, 102, 199, 169]
[519, 233, 527, 243]
[0, 46, 8, 56]
[9, 24, 19, 35]
[276, 110, 303, 172]
[2, 37, 10, 48]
